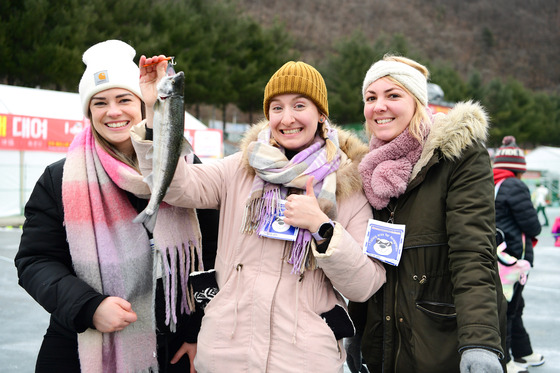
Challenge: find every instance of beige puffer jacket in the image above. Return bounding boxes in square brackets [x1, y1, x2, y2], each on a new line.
[131, 121, 386, 373]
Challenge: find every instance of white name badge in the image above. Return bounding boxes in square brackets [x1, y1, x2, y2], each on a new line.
[363, 219, 405, 266]
[259, 199, 300, 241]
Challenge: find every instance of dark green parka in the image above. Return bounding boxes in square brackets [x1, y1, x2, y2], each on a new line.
[349, 101, 507, 373]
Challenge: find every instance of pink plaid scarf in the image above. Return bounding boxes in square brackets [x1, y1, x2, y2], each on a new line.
[62, 125, 202, 372]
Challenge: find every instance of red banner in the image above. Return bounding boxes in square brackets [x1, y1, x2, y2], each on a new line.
[428, 103, 452, 114]
[0, 113, 86, 152]
[0, 112, 223, 158]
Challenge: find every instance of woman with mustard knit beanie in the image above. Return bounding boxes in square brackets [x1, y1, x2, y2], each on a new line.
[131, 58, 386, 372]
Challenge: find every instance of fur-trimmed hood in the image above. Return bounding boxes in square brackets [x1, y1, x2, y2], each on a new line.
[411, 100, 489, 180]
[239, 119, 369, 200]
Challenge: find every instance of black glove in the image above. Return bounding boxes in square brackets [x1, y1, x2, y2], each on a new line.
[320, 304, 355, 340]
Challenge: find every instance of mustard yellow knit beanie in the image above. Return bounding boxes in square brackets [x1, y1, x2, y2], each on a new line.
[263, 61, 329, 120]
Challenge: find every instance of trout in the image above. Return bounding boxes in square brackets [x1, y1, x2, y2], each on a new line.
[134, 65, 192, 232]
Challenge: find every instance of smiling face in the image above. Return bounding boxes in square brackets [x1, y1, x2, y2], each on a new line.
[363, 77, 416, 142]
[89, 88, 142, 156]
[268, 93, 322, 152]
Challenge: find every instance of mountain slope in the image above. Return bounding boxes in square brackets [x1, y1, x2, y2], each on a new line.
[238, 0, 560, 92]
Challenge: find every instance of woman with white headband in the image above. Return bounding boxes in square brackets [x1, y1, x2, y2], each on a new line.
[346, 54, 507, 373]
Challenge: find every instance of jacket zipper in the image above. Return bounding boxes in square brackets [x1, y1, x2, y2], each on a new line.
[386, 199, 403, 373]
[264, 249, 285, 372]
[393, 270, 401, 373]
[380, 200, 401, 372]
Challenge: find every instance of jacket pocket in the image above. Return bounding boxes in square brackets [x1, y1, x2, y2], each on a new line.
[412, 301, 460, 371]
[415, 300, 456, 319]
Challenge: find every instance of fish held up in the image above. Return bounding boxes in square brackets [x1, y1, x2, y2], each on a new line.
[133, 64, 193, 232]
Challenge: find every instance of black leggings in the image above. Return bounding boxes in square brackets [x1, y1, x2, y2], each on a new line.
[505, 282, 533, 363]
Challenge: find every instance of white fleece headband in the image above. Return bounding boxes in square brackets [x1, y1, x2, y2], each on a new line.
[362, 60, 428, 106]
[78, 40, 143, 116]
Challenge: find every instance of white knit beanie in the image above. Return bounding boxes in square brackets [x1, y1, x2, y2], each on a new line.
[362, 60, 428, 106]
[78, 40, 143, 116]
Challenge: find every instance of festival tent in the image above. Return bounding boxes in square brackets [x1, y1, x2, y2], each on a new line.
[525, 146, 560, 204]
[526, 146, 560, 178]
[0, 84, 222, 217]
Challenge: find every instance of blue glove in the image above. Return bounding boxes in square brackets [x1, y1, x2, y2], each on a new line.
[460, 348, 502, 373]
[344, 332, 369, 373]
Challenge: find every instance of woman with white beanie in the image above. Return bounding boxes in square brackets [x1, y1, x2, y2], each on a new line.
[15, 40, 218, 372]
[346, 54, 507, 373]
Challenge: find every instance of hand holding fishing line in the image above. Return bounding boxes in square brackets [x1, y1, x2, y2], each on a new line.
[142, 56, 174, 68]
[139, 55, 171, 124]
[284, 176, 330, 233]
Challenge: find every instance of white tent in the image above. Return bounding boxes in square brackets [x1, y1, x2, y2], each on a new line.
[525, 146, 560, 205]
[526, 146, 560, 177]
[0, 84, 218, 217]
[185, 110, 207, 129]
[0, 84, 84, 120]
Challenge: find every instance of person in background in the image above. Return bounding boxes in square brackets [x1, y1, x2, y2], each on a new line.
[131, 58, 386, 372]
[346, 54, 507, 373]
[493, 136, 544, 373]
[14, 40, 218, 373]
[552, 216, 560, 247]
[532, 183, 550, 226]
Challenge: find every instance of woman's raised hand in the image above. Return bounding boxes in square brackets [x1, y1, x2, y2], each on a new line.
[139, 55, 169, 125]
[284, 176, 329, 233]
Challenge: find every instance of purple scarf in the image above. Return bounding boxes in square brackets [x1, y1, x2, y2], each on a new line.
[241, 122, 341, 274]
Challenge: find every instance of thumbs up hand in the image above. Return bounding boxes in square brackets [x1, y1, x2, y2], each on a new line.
[284, 176, 330, 233]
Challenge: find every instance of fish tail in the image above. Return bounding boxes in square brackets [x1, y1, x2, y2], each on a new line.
[133, 207, 159, 233]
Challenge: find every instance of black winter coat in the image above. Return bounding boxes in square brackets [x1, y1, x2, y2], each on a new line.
[15, 157, 219, 370]
[495, 176, 541, 265]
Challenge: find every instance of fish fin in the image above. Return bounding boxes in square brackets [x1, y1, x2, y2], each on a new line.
[154, 99, 163, 112]
[133, 206, 159, 233]
[181, 137, 194, 157]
